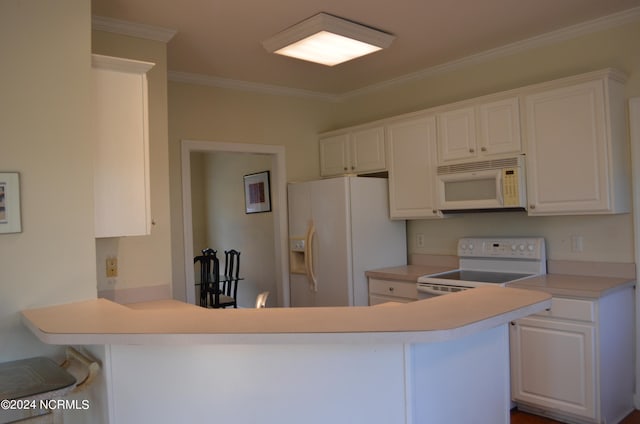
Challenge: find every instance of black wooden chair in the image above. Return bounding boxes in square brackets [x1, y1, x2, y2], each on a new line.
[194, 248, 219, 308]
[219, 249, 241, 309]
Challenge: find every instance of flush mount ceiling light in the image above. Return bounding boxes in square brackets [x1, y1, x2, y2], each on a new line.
[262, 13, 395, 66]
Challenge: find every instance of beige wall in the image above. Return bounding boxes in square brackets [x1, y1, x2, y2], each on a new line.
[92, 31, 173, 298]
[0, 0, 96, 361]
[169, 85, 334, 301]
[190, 152, 276, 307]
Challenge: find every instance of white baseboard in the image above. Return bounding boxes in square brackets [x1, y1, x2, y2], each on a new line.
[98, 284, 171, 304]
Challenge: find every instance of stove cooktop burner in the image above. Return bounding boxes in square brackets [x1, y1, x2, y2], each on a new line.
[427, 269, 535, 285]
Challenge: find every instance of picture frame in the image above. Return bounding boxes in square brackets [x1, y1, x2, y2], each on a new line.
[0, 172, 22, 234]
[243, 171, 271, 214]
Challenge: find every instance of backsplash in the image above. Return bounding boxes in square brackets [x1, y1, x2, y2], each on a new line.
[407, 211, 634, 263]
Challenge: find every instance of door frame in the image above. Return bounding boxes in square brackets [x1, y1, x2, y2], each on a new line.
[629, 97, 640, 408]
[181, 139, 290, 307]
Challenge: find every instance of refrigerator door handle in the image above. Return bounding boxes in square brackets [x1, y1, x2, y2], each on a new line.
[304, 221, 318, 292]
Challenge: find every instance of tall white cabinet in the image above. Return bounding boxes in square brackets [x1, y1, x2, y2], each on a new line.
[386, 114, 441, 219]
[510, 286, 635, 424]
[92, 54, 154, 238]
[524, 70, 629, 215]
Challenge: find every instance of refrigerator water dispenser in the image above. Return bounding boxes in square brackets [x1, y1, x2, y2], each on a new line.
[289, 238, 306, 274]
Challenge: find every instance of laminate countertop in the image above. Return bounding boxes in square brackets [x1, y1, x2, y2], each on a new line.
[366, 265, 635, 299]
[21, 286, 550, 346]
[365, 265, 455, 282]
[509, 274, 635, 298]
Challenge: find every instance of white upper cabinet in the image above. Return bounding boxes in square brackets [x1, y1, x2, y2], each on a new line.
[437, 107, 477, 162]
[478, 97, 522, 156]
[437, 97, 522, 163]
[92, 54, 155, 237]
[524, 70, 629, 215]
[319, 126, 385, 176]
[386, 114, 441, 219]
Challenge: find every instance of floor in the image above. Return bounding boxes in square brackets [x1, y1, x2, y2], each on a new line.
[511, 409, 640, 423]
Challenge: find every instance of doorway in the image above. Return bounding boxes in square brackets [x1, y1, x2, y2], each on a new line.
[181, 140, 289, 307]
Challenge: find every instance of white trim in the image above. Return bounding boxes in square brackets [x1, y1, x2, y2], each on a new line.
[92, 15, 177, 43]
[181, 140, 290, 307]
[629, 97, 640, 409]
[168, 71, 340, 102]
[167, 6, 640, 101]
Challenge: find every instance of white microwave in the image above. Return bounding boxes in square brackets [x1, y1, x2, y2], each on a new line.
[436, 156, 526, 212]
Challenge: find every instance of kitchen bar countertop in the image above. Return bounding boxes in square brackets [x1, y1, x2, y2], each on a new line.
[21, 286, 550, 346]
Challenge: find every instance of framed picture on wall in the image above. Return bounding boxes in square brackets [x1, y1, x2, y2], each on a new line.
[243, 171, 271, 214]
[0, 172, 22, 234]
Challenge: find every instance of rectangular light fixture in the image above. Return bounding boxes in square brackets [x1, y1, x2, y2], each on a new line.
[262, 13, 395, 66]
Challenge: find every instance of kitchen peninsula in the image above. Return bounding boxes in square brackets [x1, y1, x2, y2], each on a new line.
[22, 287, 550, 424]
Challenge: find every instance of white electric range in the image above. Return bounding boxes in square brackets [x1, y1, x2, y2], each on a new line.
[417, 237, 546, 299]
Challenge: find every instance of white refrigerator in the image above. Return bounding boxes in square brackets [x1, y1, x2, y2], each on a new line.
[288, 176, 407, 307]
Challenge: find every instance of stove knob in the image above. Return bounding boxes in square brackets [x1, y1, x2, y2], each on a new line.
[460, 243, 467, 251]
[527, 244, 535, 251]
[518, 244, 526, 251]
[511, 244, 518, 251]
[468, 243, 474, 251]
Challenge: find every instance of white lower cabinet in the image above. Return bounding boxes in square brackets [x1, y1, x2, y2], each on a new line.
[510, 288, 634, 423]
[368, 278, 417, 305]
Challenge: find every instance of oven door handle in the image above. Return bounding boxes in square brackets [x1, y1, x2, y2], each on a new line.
[417, 285, 450, 296]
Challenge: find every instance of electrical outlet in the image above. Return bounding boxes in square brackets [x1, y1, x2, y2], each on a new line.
[106, 257, 118, 277]
[571, 235, 584, 253]
[416, 233, 425, 248]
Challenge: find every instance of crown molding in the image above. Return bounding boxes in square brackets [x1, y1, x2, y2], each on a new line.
[341, 6, 640, 100]
[108, 6, 640, 102]
[167, 71, 340, 102]
[92, 16, 177, 43]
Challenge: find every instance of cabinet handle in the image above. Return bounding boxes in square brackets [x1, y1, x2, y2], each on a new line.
[510, 321, 515, 326]
[388, 287, 394, 292]
[351, 166, 355, 170]
[469, 148, 475, 153]
[344, 167, 348, 171]
[432, 209, 438, 214]
[529, 204, 536, 210]
[481, 147, 487, 152]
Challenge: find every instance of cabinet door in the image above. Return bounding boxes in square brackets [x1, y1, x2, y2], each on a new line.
[387, 115, 440, 219]
[525, 81, 610, 214]
[93, 55, 154, 237]
[478, 97, 522, 156]
[319, 134, 349, 177]
[350, 126, 385, 173]
[510, 317, 596, 420]
[437, 107, 477, 162]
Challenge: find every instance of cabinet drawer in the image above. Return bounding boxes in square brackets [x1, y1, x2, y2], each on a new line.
[534, 297, 595, 322]
[368, 278, 417, 300]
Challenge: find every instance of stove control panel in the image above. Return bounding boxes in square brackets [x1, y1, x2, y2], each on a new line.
[458, 237, 546, 260]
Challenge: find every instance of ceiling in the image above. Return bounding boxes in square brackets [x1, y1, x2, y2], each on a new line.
[91, 0, 640, 96]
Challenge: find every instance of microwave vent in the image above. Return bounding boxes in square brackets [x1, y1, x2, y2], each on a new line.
[437, 157, 521, 175]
